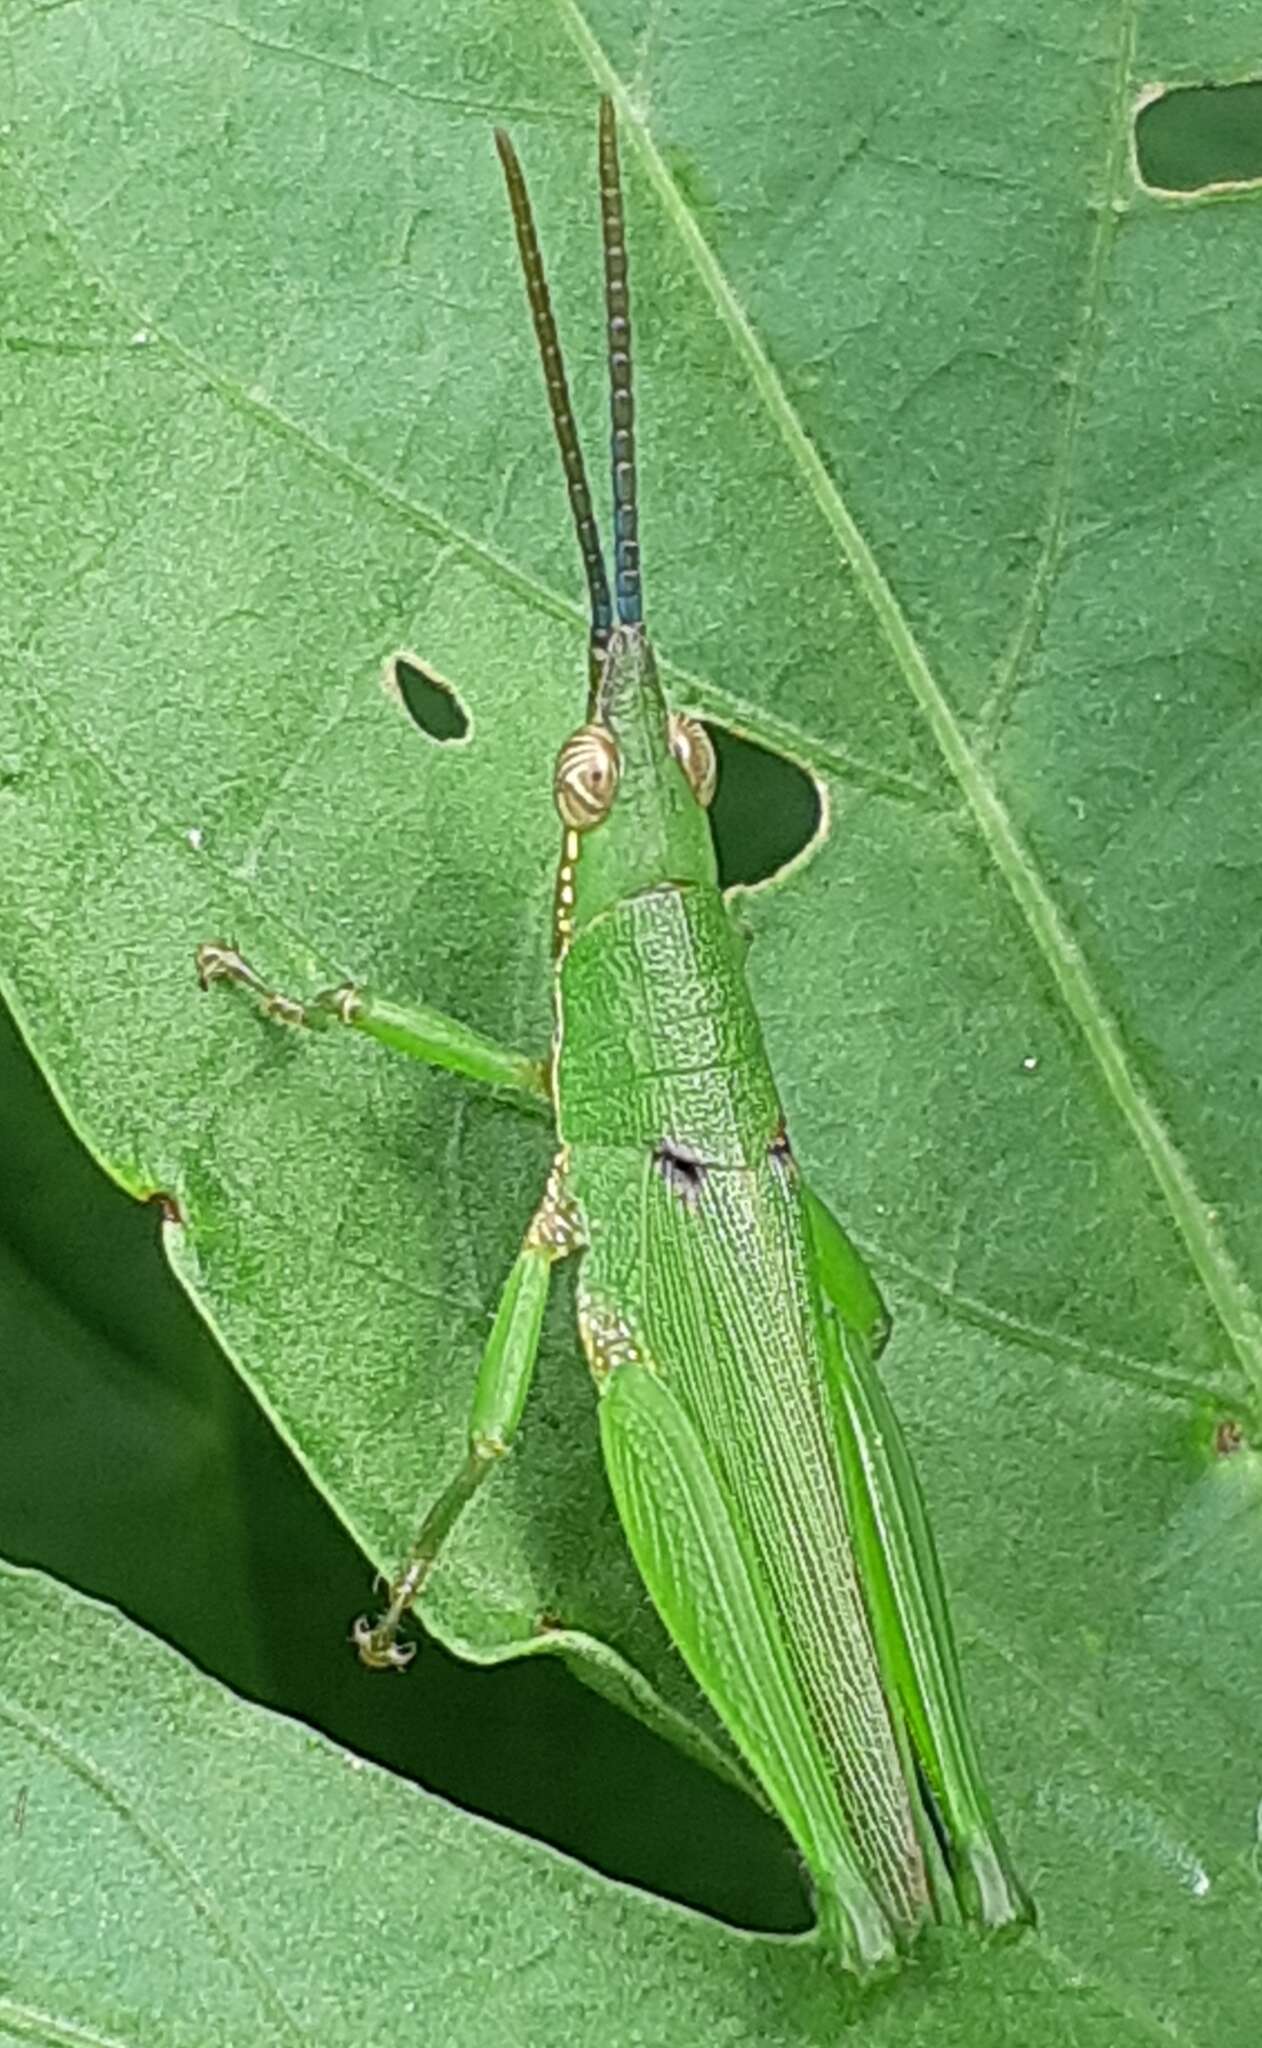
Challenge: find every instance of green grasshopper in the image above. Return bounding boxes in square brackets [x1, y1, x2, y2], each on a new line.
[197, 97, 1031, 1980]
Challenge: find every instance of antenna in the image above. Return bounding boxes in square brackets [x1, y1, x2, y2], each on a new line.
[494, 126, 614, 679]
[598, 98, 641, 626]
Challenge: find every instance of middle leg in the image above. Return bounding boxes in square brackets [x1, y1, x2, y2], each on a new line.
[196, 941, 549, 1099]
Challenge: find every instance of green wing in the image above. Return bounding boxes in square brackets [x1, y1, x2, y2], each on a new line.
[804, 1188, 1033, 1936]
[597, 1352, 899, 1978]
[574, 1144, 927, 1949]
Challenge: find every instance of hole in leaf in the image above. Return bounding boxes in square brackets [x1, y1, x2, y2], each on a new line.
[704, 723, 822, 890]
[1136, 80, 1262, 192]
[392, 654, 469, 743]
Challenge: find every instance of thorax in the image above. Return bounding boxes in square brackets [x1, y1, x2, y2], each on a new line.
[553, 882, 781, 1168]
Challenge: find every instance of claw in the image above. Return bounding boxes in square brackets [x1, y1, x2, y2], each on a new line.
[351, 1613, 417, 1672]
[194, 941, 307, 1027]
[195, 940, 238, 990]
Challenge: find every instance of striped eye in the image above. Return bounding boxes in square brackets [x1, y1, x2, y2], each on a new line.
[668, 713, 717, 808]
[554, 723, 620, 830]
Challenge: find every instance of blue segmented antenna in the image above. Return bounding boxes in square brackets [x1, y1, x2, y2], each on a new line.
[598, 98, 642, 626]
[494, 122, 614, 686]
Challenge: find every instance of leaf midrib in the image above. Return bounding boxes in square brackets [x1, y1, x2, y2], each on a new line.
[558, 0, 1262, 1406]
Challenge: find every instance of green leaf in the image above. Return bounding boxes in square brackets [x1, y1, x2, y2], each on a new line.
[2, 1, 1260, 2037]
[0, 1558, 822, 2047]
[0, 1557, 1233, 2047]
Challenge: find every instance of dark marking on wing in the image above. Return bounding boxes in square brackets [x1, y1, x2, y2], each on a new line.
[769, 1123, 796, 1177]
[654, 1140, 708, 1206]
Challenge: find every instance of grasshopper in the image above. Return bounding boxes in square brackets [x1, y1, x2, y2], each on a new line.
[196, 98, 1031, 1979]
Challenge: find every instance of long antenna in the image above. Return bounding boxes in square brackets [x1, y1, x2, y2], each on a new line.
[494, 126, 614, 681]
[598, 98, 641, 626]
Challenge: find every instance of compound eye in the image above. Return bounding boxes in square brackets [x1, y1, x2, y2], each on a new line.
[554, 723, 620, 830]
[668, 713, 717, 808]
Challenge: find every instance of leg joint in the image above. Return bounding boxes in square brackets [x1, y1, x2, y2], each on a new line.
[525, 1149, 583, 1257]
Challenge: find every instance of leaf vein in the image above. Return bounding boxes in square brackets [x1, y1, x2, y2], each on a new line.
[0, 1691, 311, 2041]
[865, 1240, 1242, 1409]
[979, 0, 1140, 750]
[145, 1, 581, 126]
[0, 1995, 138, 2048]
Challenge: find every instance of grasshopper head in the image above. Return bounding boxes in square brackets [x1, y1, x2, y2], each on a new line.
[552, 625, 718, 931]
[498, 105, 716, 936]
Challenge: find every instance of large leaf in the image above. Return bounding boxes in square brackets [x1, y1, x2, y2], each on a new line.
[0, 1558, 1239, 2047]
[2, 0, 1261, 2035]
